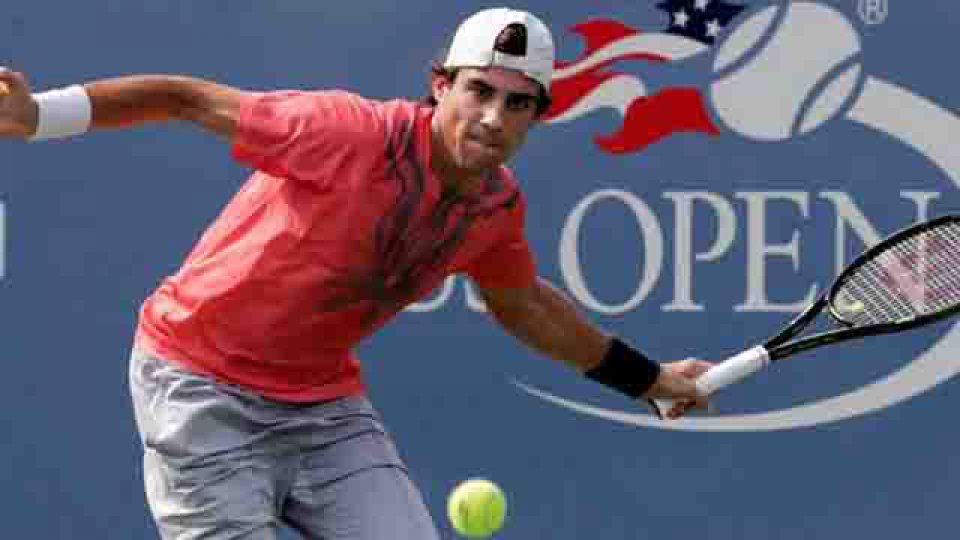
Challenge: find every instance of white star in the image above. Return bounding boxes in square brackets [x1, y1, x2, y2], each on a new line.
[706, 19, 723, 37]
[694, 0, 711, 11]
[674, 9, 690, 28]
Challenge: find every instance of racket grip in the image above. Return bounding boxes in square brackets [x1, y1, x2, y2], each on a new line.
[650, 346, 771, 418]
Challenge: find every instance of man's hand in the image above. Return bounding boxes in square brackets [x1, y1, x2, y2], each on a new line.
[0, 68, 38, 138]
[644, 358, 713, 419]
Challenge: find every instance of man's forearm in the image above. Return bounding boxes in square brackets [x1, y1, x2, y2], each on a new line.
[84, 75, 243, 138]
[485, 278, 686, 402]
[484, 277, 611, 371]
[0, 69, 246, 141]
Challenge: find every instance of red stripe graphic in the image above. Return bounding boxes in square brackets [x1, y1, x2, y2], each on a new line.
[547, 18, 720, 154]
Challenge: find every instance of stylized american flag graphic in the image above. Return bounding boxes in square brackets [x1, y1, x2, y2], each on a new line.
[545, 0, 747, 154]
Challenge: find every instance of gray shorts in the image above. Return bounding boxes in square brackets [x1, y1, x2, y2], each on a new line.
[129, 349, 440, 540]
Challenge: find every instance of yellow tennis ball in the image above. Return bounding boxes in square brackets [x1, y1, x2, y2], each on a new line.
[446, 478, 507, 538]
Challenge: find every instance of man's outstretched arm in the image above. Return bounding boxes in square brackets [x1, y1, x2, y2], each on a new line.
[479, 276, 712, 418]
[86, 75, 245, 138]
[0, 68, 247, 140]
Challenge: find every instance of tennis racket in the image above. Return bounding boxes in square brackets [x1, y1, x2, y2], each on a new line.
[652, 214, 960, 419]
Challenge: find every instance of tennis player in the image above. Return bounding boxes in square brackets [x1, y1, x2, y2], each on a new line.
[0, 8, 710, 540]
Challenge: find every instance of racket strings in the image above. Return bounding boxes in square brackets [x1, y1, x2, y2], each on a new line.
[833, 222, 960, 325]
[888, 243, 960, 298]
[870, 229, 960, 312]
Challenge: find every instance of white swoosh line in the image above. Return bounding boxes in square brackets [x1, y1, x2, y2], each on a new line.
[546, 75, 647, 124]
[553, 33, 708, 80]
[520, 77, 960, 431]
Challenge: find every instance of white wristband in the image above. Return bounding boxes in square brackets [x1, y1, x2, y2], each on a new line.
[29, 85, 92, 141]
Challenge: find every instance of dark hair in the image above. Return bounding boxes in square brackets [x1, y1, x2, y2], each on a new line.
[421, 61, 553, 117]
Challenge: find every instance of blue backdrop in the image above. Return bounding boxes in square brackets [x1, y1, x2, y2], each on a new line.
[2, 1, 957, 538]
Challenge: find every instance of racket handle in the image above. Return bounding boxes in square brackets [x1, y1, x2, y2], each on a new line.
[650, 346, 771, 418]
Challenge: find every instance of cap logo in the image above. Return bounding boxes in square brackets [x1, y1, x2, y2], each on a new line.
[494, 23, 528, 56]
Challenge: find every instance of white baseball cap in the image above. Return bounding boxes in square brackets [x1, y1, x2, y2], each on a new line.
[443, 8, 555, 92]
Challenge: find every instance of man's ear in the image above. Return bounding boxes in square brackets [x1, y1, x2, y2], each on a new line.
[431, 74, 452, 103]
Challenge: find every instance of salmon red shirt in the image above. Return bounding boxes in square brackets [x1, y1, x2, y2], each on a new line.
[135, 90, 537, 402]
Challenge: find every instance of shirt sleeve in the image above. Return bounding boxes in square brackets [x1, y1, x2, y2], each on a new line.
[231, 90, 383, 187]
[464, 195, 538, 290]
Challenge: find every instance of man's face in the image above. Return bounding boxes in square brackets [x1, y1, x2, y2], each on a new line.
[431, 66, 541, 176]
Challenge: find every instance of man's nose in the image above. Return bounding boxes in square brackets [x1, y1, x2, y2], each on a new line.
[479, 101, 505, 131]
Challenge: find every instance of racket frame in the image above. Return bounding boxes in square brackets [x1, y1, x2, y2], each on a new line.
[651, 214, 960, 418]
[768, 214, 960, 360]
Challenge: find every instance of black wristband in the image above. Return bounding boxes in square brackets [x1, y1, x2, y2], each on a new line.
[584, 338, 661, 398]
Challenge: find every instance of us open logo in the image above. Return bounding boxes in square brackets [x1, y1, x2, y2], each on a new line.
[516, 0, 960, 431]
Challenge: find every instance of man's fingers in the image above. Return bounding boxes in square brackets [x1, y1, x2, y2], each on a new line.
[0, 67, 29, 95]
[666, 399, 694, 419]
[688, 358, 714, 378]
[665, 395, 712, 419]
[0, 67, 11, 95]
[672, 357, 713, 378]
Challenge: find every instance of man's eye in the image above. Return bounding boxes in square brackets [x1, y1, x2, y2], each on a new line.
[506, 97, 534, 111]
[470, 85, 492, 98]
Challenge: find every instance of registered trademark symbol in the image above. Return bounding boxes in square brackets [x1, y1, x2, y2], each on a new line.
[858, 0, 889, 25]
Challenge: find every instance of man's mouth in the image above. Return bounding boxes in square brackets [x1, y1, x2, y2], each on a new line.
[467, 134, 501, 151]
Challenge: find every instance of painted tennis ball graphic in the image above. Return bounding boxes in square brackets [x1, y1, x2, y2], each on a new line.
[846, 300, 866, 313]
[710, 1, 864, 141]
